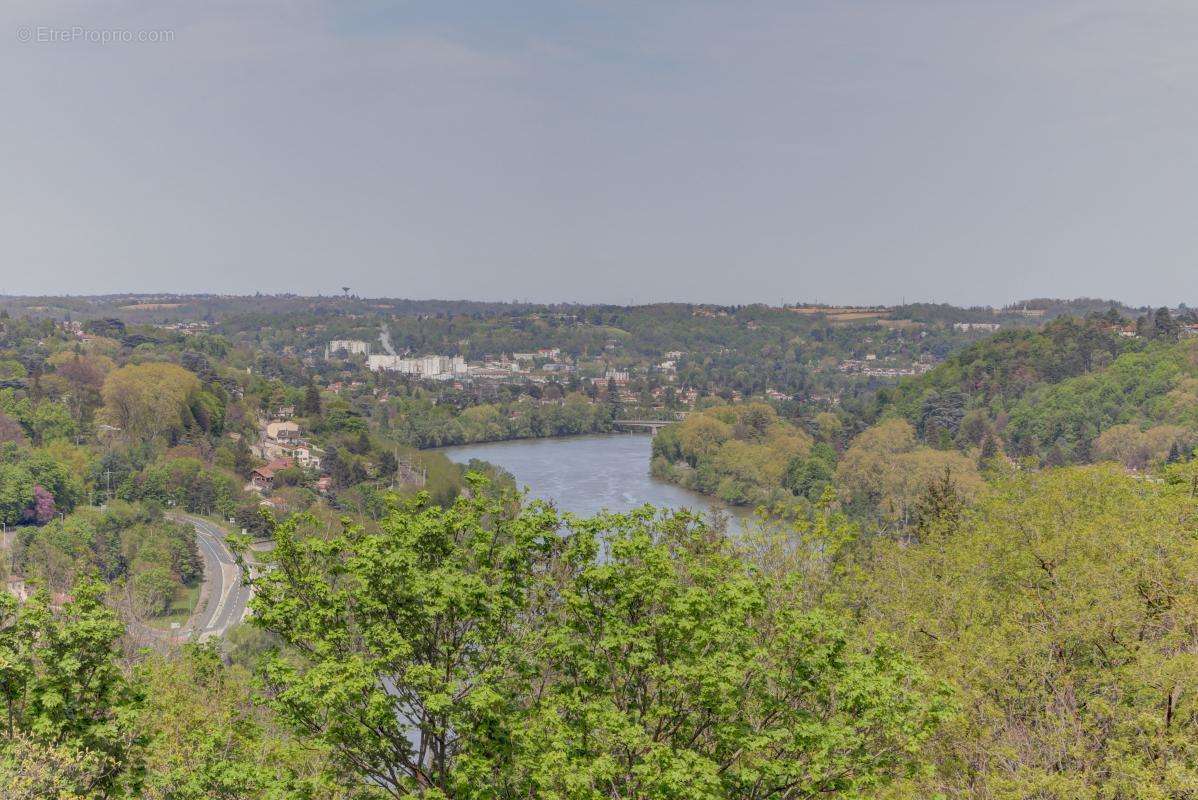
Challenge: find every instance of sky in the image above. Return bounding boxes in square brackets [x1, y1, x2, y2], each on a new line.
[4, 1, 1198, 307]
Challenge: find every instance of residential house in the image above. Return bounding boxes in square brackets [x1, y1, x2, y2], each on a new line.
[251, 457, 296, 491]
[266, 421, 301, 443]
[287, 444, 322, 470]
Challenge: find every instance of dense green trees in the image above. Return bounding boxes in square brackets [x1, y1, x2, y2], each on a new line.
[135, 645, 338, 799]
[0, 591, 339, 799]
[0, 447, 81, 525]
[238, 480, 946, 799]
[120, 456, 244, 517]
[834, 419, 982, 528]
[856, 465, 1198, 797]
[13, 463, 1198, 799]
[0, 581, 142, 798]
[783, 441, 836, 501]
[871, 316, 1135, 416]
[859, 315, 1198, 470]
[1001, 344, 1193, 461]
[100, 362, 202, 446]
[652, 403, 813, 505]
[15, 503, 200, 615]
[0, 387, 80, 446]
[378, 392, 614, 449]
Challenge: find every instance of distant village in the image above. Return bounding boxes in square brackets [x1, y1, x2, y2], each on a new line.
[323, 339, 705, 402]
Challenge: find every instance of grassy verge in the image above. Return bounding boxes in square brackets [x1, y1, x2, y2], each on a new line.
[146, 582, 201, 631]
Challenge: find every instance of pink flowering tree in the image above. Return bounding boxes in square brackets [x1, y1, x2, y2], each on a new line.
[24, 485, 56, 525]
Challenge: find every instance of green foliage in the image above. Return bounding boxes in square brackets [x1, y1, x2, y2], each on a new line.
[0, 462, 35, 526]
[238, 479, 946, 798]
[652, 404, 813, 506]
[835, 419, 983, 529]
[28, 400, 77, 446]
[862, 316, 1198, 469]
[0, 391, 77, 445]
[0, 581, 142, 797]
[17, 503, 199, 606]
[302, 379, 322, 418]
[783, 441, 836, 500]
[859, 466, 1198, 797]
[876, 316, 1135, 414]
[130, 567, 175, 618]
[1003, 344, 1189, 461]
[186, 390, 225, 437]
[382, 392, 613, 449]
[121, 456, 245, 516]
[516, 508, 948, 800]
[0, 448, 81, 527]
[100, 362, 202, 446]
[240, 479, 561, 796]
[136, 644, 340, 799]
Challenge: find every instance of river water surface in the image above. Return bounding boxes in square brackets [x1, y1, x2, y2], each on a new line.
[438, 434, 750, 529]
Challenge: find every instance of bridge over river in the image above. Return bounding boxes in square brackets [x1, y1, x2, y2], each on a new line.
[612, 414, 687, 434]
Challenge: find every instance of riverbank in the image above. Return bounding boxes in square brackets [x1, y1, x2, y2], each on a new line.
[413, 424, 616, 451]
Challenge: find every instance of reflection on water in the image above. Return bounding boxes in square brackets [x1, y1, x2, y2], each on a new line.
[438, 434, 751, 531]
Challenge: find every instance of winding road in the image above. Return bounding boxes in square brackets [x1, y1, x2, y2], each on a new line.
[174, 514, 252, 641]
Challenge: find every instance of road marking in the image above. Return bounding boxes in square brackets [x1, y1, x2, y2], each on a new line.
[195, 529, 226, 624]
[178, 515, 248, 640]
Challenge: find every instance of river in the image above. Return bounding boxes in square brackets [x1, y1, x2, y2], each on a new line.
[438, 434, 751, 531]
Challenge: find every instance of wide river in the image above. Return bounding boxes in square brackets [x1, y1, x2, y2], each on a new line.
[438, 433, 751, 530]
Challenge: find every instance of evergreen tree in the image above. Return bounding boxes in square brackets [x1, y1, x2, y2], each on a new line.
[378, 449, 398, 478]
[979, 433, 998, 464]
[350, 429, 372, 456]
[912, 465, 963, 536]
[1136, 314, 1150, 338]
[606, 376, 622, 418]
[1153, 306, 1180, 341]
[232, 435, 255, 478]
[302, 378, 322, 417]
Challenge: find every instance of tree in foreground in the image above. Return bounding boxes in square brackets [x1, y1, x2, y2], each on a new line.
[0, 580, 142, 798]
[859, 464, 1198, 797]
[136, 643, 342, 800]
[238, 477, 948, 798]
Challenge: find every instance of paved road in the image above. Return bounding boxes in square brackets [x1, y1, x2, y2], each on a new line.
[176, 514, 252, 641]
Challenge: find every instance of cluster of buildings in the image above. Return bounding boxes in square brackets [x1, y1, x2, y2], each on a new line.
[248, 419, 323, 492]
[838, 355, 936, 379]
[327, 339, 576, 384]
[366, 354, 468, 377]
[154, 320, 213, 335]
[594, 369, 630, 386]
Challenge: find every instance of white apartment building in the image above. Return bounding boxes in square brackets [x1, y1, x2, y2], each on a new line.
[368, 354, 467, 376]
[326, 339, 371, 357]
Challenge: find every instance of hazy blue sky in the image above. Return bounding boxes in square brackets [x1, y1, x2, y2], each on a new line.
[4, 1, 1198, 306]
